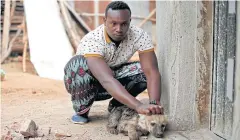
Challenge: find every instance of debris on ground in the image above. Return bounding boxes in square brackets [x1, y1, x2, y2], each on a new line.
[55, 131, 72, 139]
[20, 119, 38, 137]
[1, 119, 71, 140]
[1, 69, 6, 81]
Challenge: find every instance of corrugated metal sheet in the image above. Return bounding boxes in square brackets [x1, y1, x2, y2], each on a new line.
[211, 1, 236, 139]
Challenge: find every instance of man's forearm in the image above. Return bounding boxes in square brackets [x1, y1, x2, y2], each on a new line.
[146, 70, 161, 104]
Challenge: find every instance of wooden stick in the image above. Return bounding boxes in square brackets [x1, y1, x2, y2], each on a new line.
[1, 0, 18, 64]
[79, 13, 156, 22]
[58, 1, 79, 53]
[1, 27, 22, 64]
[1, 0, 11, 58]
[22, 19, 28, 72]
[63, 1, 91, 33]
[10, 0, 16, 20]
[138, 8, 156, 28]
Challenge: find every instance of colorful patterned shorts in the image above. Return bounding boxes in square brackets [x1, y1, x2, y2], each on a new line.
[64, 55, 147, 114]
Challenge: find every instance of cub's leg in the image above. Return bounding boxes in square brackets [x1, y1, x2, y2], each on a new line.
[127, 116, 139, 140]
[107, 107, 122, 135]
[128, 124, 139, 140]
[136, 126, 149, 136]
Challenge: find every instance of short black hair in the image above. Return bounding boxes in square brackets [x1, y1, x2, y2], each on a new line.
[105, 1, 131, 17]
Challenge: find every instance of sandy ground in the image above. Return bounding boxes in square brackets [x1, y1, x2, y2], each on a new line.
[0, 60, 150, 140]
[1, 59, 223, 140]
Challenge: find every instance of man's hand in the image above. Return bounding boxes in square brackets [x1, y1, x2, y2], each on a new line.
[135, 103, 164, 115]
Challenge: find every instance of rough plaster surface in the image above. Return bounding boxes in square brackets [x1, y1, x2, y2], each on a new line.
[196, 1, 212, 127]
[156, 1, 212, 130]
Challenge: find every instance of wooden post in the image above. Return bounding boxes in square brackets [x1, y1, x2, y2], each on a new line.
[10, 0, 16, 20]
[63, 1, 91, 33]
[1, 0, 11, 58]
[1, 0, 18, 64]
[138, 8, 156, 28]
[22, 19, 28, 72]
[58, 1, 79, 53]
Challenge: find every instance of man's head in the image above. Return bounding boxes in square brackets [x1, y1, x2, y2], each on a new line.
[104, 1, 131, 42]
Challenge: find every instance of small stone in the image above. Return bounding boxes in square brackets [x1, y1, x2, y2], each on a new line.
[11, 132, 24, 140]
[19, 119, 38, 137]
[1, 131, 13, 140]
[9, 122, 21, 132]
[29, 138, 42, 140]
[55, 131, 72, 139]
[1, 131, 24, 140]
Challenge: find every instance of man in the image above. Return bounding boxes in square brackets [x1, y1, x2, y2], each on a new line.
[64, 1, 163, 124]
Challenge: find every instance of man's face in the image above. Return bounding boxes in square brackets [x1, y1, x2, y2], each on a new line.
[104, 9, 131, 42]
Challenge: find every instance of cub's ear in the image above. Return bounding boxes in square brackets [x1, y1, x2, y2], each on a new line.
[163, 115, 168, 123]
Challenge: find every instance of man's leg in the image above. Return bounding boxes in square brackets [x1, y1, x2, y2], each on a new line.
[64, 55, 111, 123]
[108, 62, 147, 112]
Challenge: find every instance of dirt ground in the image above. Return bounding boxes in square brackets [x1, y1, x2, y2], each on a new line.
[0, 59, 150, 140]
[1, 59, 223, 140]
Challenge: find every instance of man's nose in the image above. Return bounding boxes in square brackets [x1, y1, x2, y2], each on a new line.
[116, 25, 122, 32]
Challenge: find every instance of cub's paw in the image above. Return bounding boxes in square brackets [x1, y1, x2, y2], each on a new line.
[129, 134, 140, 140]
[107, 127, 118, 135]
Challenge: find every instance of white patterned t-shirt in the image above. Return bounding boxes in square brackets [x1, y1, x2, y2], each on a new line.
[76, 24, 154, 67]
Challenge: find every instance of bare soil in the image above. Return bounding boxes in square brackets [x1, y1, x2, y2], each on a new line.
[1, 60, 149, 140]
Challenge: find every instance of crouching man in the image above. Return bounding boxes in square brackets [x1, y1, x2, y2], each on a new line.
[63, 1, 163, 124]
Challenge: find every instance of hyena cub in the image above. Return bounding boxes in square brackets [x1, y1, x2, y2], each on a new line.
[107, 106, 168, 140]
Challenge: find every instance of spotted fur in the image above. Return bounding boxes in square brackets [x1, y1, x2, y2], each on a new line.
[106, 106, 168, 140]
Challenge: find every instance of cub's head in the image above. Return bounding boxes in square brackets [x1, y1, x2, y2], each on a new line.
[144, 114, 168, 138]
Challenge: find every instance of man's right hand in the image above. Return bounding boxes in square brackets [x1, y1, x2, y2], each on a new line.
[135, 103, 164, 115]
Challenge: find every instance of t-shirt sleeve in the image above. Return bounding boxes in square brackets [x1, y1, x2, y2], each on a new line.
[137, 31, 154, 54]
[76, 38, 104, 58]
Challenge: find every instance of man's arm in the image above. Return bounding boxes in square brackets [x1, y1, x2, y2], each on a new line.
[86, 57, 162, 114]
[139, 51, 161, 105]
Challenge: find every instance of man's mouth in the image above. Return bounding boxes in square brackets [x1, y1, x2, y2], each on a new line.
[115, 34, 123, 37]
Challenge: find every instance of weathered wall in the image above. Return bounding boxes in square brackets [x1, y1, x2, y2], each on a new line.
[75, 1, 95, 29]
[74, 0, 112, 30]
[156, 1, 213, 130]
[232, 2, 240, 139]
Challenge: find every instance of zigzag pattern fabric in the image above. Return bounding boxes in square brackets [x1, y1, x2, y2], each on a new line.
[64, 55, 146, 115]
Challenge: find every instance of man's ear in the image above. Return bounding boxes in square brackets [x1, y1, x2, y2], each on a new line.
[103, 17, 106, 26]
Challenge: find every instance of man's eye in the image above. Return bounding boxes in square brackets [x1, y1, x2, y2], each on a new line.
[150, 122, 156, 126]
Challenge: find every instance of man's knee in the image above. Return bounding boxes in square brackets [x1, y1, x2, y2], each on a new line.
[128, 82, 147, 97]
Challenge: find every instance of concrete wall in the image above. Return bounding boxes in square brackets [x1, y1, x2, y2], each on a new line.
[156, 1, 213, 130]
